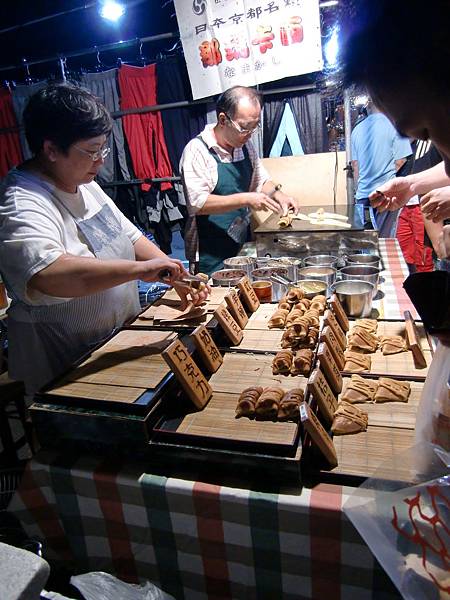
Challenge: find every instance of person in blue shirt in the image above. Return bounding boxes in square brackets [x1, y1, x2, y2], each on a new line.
[351, 99, 412, 236]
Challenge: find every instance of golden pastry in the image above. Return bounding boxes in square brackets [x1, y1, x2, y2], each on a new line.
[379, 335, 407, 355]
[298, 298, 312, 311]
[278, 300, 292, 311]
[272, 350, 294, 375]
[278, 212, 294, 228]
[278, 388, 304, 420]
[375, 377, 410, 403]
[291, 349, 313, 376]
[353, 318, 378, 333]
[348, 327, 379, 353]
[343, 350, 371, 372]
[235, 386, 263, 418]
[268, 308, 289, 329]
[255, 387, 285, 419]
[285, 309, 306, 327]
[340, 374, 378, 403]
[331, 401, 368, 434]
[286, 288, 304, 304]
[306, 327, 319, 348]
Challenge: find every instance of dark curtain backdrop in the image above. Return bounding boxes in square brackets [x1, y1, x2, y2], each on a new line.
[262, 98, 286, 157]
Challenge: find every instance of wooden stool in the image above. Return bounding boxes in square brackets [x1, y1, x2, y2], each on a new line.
[0, 375, 35, 464]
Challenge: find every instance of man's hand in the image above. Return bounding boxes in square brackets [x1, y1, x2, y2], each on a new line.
[369, 177, 415, 211]
[275, 192, 298, 216]
[421, 186, 450, 222]
[245, 192, 281, 213]
[437, 224, 450, 260]
[173, 281, 211, 311]
[139, 257, 184, 283]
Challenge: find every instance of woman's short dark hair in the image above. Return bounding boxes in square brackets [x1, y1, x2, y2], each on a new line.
[23, 82, 113, 155]
[216, 86, 262, 119]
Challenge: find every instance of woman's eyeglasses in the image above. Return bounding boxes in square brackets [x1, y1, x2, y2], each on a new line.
[225, 114, 261, 135]
[74, 145, 111, 161]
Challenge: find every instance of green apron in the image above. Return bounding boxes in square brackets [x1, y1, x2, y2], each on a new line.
[196, 140, 253, 275]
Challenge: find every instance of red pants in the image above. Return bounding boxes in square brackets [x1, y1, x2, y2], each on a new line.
[118, 64, 172, 191]
[397, 205, 433, 272]
[0, 89, 23, 178]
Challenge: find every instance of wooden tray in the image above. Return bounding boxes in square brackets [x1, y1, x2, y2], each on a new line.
[229, 329, 284, 353]
[344, 320, 432, 380]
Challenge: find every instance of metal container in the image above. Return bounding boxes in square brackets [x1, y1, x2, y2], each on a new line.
[294, 279, 328, 300]
[297, 266, 337, 291]
[211, 268, 246, 287]
[346, 253, 381, 269]
[304, 254, 338, 269]
[251, 267, 289, 301]
[339, 265, 380, 297]
[223, 256, 255, 277]
[255, 256, 300, 281]
[330, 280, 374, 318]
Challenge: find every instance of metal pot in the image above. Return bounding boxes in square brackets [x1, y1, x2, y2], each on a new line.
[223, 256, 255, 277]
[297, 266, 337, 292]
[346, 253, 381, 269]
[330, 280, 374, 318]
[339, 265, 380, 297]
[211, 268, 246, 287]
[304, 254, 339, 269]
[294, 279, 328, 299]
[255, 256, 300, 281]
[251, 267, 289, 301]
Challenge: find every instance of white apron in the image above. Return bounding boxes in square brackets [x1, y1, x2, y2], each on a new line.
[7, 195, 140, 398]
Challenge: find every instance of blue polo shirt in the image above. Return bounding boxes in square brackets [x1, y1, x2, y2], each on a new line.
[351, 113, 412, 200]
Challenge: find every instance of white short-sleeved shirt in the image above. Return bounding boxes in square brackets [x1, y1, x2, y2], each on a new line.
[180, 124, 270, 215]
[0, 168, 142, 305]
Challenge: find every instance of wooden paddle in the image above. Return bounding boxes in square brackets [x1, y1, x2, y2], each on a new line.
[404, 310, 427, 369]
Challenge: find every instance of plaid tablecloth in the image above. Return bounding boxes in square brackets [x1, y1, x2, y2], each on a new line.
[9, 451, 400, 600]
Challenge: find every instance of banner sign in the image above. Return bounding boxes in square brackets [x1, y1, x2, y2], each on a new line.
[174, 0, 323, 100]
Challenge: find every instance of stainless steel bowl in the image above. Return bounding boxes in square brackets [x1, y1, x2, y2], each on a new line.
[304, 254, 338, 269]
[297, 266, 337, 291]
[255, 256, 300, 281]
[330, 280, 374, 318]
[251, 267, 289, 301]
[223, 256, 255, 277]
[346, 253, 381, 269]
[339, 265, 380, 297]
[211, 268, 246, 287]
[294, 279, 328, 299]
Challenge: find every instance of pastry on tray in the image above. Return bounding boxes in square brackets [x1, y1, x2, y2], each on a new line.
[291, 349, 313, 376]
[278, 388, 304, 420]
[353, 318, 378, 333]
[306, 327, 319, 348]
[286, 288, 304, 304]
[297, 298, 312, 311]
[272, 350, 294, 375]
[235, 386, 263, 418]
[278, 300, 292, 311]
[310, 295, 327, 314]
[331, 401, 369, 435]
[343, 350, 371, 372]
[340, 374, 378, 403]
[379, 335, 407, 355]
[348, 327, 379, 353]
[375, 377, 411, 403]
[285, 309, 306, 327]
[255, 387, 285, 419]
[268, 308, 290, 329]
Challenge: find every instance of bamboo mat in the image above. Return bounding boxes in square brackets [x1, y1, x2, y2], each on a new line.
[46, 381, 145, 403]
[338, 378, 422, 429]
[167, 391, 298, 446]
[94, 330, 177, 351]
[231, 329, 284, 352]
[245, 304, 278, 330]
[209, 353, 308, 393]
[332, 426, 415, 479]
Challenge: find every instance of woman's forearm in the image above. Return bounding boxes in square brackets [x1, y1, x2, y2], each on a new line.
[409, 162, 450, 195]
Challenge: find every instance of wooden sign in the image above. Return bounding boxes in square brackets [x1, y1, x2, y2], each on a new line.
[329, 294, 349, 332]
[162, 339, 212, 409]
[317, 342, 343, 395]
[191, 325, 223, 373]
[404, 310, 427, 369]
[214, 304, 244, 346]
[237, 276, 260, 312]
[307, 367, 338, 425]
[320, 325, 345, 371]
[225, 289, 249, 328]
[299, 402, 338, 468]
[323, 309, 347, 351]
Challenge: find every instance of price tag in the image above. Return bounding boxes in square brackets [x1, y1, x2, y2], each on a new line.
[307, 367, 338, 425]
[162, 339, 212, 409]
[225, 289, 249, 328]
[329, 294, 349, 332]
[299, 402, 338, 468]
[214, 304, 244, 346]
[323, 309, 347, 351]
[320, 325, 345, 371]
[317, 342, 343, 395]
[191, 325, 223, 373]
[237, 276, 260, 312]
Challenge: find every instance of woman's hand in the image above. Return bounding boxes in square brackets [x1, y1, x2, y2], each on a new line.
[139, 257, 184, 283]
[369, 177, 415, 211]
[173, 281, 211, 310]
[420, 186, 450, 222]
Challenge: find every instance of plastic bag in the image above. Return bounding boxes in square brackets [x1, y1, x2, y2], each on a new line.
[70, 572, 175, 600]
[344, 444, 450, 600]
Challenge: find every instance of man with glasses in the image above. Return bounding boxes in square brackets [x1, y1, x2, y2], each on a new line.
[181, 85, 297, 274]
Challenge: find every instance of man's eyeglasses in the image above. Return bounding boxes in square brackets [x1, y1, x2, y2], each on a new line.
[74, 145, 111, 161]
[225, 114, 261, 135]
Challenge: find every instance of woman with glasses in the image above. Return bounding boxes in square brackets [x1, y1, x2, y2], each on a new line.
[181, 85, 297, 274]
[0, 83, 206, 399]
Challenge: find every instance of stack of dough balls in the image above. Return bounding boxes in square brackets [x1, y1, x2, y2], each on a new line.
[235, 386, 304, 421]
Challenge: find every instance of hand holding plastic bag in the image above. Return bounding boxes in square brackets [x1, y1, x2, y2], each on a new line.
[70, 572, 175, 600]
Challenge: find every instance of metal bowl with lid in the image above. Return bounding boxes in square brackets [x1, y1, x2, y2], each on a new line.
[223, 256, 255, 277]
[211, 269, 246, 287]
[255, 256, 300, 281]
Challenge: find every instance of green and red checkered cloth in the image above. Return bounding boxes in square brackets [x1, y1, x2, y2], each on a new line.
[9, 451, 400, 599]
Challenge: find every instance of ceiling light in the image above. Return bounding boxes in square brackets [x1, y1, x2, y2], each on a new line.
[99, 1, 126, 22]
[320, 1, 339, 7]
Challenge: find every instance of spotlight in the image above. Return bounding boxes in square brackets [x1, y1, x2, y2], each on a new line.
[353, 95, 369, 108]
[324, 26, 339, 67]
[99, 1, 125, 22]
